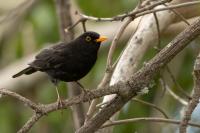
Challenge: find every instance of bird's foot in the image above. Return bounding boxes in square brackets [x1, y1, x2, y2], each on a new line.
[56, 98, 65, 109]
[80, 89, 95, 105]
[80, 88, 88, 99]
[75, 82, 94, 103]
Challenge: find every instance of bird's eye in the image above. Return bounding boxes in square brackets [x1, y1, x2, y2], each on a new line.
[85, 36, 92, 42]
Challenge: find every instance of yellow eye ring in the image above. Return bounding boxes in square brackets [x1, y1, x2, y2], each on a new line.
[85, 36, 91, 42]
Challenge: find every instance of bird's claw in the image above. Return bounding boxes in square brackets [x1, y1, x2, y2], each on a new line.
[80, 89, 95, 104]
[80, 89, 87, 100]
[57, 98, 65, 109]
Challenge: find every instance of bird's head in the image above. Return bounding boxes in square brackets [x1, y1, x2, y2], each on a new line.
[77, 31, 107, 49]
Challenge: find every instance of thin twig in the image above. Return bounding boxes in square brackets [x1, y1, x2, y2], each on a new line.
[132, 98, 169, 118]
[101, 117, 200, 129]
[0, 88, 44, 113]
[159, 78, 188, 106]
[136, 1, 200, 18]
[159, 77, 167, 97]
[65, 18, 83, 32]
[163, 3, 190, 26]
[81, 20, 87, 32]
[66, 0, 200, 31]
[152, 10, 189, 102]
[155, 39, 191, 100]
[66, 0, 172, 31]
[153, 12, 161, 49]
[166, 66, 191, 100]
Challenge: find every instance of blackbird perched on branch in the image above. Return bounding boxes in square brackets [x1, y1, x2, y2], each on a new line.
[13, 31, 107, 106]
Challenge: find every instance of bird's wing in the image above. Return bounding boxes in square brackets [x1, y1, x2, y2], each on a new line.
[29, 43, 72, 70]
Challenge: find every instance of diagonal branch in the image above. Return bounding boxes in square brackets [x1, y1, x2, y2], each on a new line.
[0, 88, 43, 113]
[77, 17, 200, 133]
[17, 113, 42, 133]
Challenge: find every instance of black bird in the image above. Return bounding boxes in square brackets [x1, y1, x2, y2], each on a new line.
[13, 31, 107, 105]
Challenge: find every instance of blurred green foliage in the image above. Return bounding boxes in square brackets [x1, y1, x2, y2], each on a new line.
[76, 0, 138, 17]
[28, 0, 59, 47]
[0, 0, 199, 133]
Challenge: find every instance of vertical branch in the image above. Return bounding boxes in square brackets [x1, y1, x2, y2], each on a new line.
[179, 53, 200, 133]
[55, 0, 85, 130]
[68, 83, 86, 129]
[55, 0, 73, 41]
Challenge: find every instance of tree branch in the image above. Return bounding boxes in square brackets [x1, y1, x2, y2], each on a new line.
[65, 0, 200, 31]
[0, 88, 43, 113]
[77, 17, 200, 133]
[66, 0, 172, 31]
[1, 16, 200, 133]
[132, 98, 169, 118]
[100, 0, 192, 132]
[101, 117, 200, 129]
[179, 51, 200, 133]
[55, 0, 85, 129]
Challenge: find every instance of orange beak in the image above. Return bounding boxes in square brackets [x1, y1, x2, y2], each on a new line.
[95, 36, 107, 43]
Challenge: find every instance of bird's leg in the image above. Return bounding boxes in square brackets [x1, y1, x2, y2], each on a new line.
[55, 85, 63, 108]
[75, 81, 93, 104]
[75, 81, 87, 94]
[52, 79, 64, 109]
[75, 81, 89, 100]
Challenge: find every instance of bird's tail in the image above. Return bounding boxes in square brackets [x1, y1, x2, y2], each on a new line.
[12, 67, 37, 78]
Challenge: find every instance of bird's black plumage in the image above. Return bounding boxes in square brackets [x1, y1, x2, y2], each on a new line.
[13, 31, 107, 83]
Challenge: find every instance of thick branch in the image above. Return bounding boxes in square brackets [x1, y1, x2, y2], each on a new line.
[77, 17, 200, 133]
[101, 1, 178, 132]
[55, 0, 73, 41]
